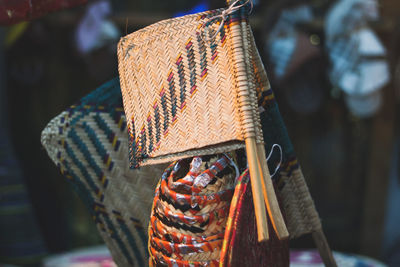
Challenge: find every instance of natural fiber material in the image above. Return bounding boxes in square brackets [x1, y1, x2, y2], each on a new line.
[118, 1, 290, 243]
[117, 5, 269, 168]
[41, 78, 166, 267]
[258, 95, 324, 240]
[149, 157, 234, 266]
[42, 2, 334, 259]
[279, 165, 322, 238]
[40, 75, 329, 266]
[220, 170, 289, 266]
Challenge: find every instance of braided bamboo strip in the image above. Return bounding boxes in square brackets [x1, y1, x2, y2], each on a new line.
[279, 168, 322, 238]
[152, 204, 228, 237]
[150, 216, 225, 244]
[150, 235, 222, 256]
[150, 246, 219, 267]
[155, 198, 230, 227]
[158, 196, 230, 217]
[179, 249, 221, 261]
[160, 179, 233, 209]
[149, 157, 232, 264]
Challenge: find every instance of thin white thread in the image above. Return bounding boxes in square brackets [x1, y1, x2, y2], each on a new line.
[266, 144, 283, 178]
[223, 153, 240, 182]
[245, 144, 282, 177]
[201, 0, 253, 42]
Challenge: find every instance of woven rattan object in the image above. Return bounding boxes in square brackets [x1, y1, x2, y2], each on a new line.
[41, 78, 166, 267]
[148, 156, 235, 266]
[118, 0, 290, 243]
[118, 9, 248, 167]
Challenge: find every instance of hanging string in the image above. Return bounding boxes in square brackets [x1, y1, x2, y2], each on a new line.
[223, 153, 240, 183]
[266, 144, 283, 178]
[201, 0, 253, 41]
[244, 144, 282, 179]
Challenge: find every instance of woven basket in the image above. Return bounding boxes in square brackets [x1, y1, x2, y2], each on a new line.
[117, 4, 267, 168]
[41, 78, 167, 267]
[148, 156, 234, 266]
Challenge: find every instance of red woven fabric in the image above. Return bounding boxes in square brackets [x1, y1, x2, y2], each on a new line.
[0, 0, 87, 25]
[221, 172, 289, 267]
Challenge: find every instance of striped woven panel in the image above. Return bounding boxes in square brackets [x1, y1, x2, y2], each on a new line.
[41, 78, 166, 267]
[118, 4, 267, 168]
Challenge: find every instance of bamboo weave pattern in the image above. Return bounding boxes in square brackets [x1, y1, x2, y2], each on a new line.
[118, 5, 266, 168]
[148, 156, 235, 266]
[41, 79, 165, 267]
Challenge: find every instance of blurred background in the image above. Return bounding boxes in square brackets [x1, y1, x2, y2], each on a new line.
[0, 0, 399, 266]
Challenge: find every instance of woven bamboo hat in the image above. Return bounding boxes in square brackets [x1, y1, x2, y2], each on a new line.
[41, 78, 166, 267]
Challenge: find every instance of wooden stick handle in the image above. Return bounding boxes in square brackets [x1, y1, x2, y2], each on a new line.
[245, 137, 269, 242]
[312, 229, 338, 267]
[257, 143, 289, 240]
[224, 0, 269, 243]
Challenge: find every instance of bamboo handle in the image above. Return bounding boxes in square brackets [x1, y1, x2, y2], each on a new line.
[225, 0, 269, 242]
[257, 143, 289, 240]
[312, 230, 338, 267]
[246, 137, 269, 242]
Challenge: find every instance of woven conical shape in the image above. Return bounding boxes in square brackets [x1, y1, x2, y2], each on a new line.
[41, 78, 166, 267]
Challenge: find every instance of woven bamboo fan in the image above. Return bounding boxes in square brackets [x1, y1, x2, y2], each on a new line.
[118, 0, 290, 243]
[117, 1, 261, 168]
